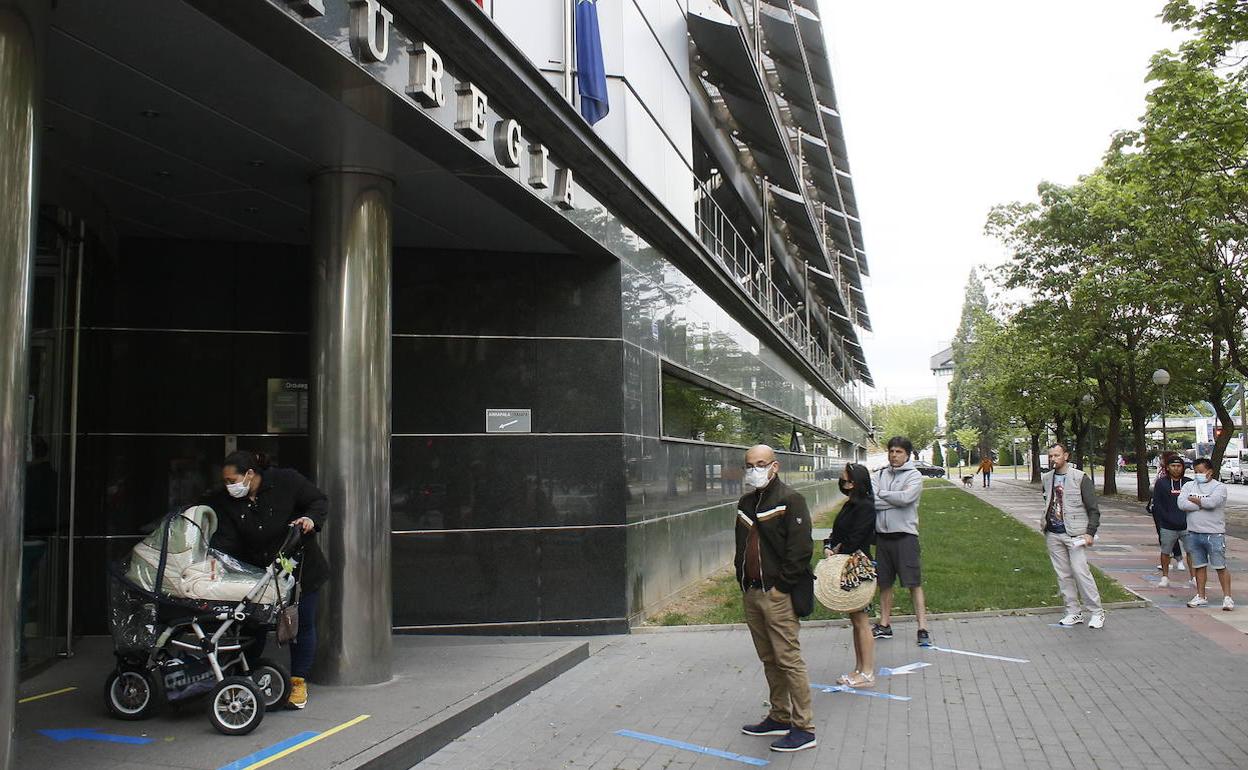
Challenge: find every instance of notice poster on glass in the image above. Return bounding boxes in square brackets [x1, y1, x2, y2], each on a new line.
[267, 378, 309, 433]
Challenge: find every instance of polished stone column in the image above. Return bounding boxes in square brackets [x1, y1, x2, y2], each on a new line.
[0, 3, 42, 767]
[310, 168, 393, 685]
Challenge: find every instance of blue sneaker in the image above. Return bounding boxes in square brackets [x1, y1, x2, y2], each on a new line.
[741, 717, 790, 736]
[770, 729, 817, 752]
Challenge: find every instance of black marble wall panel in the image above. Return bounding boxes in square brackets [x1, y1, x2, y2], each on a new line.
[83, 238, 310, 331]
[392, 248, 621, 338]
[391, 527, 626, 629]
[392, 337, 623, 435]
[391, 435, 626, 531]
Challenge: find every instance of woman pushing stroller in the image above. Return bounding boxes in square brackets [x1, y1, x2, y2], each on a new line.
[204, 450, 329, 710]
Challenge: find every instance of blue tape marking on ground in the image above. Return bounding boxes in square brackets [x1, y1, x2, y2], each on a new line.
[1048, 623, 1078, 629]
[39, 728, 154, 745]
[810, 683, 912, 702]
[928, 645, 1029, 663]
[217, 731, 320, 770]
[878, 662, 931, 676]
[615, 730, 768, 766]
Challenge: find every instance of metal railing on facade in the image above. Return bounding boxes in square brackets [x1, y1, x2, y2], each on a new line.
[693, 178, 865, 421]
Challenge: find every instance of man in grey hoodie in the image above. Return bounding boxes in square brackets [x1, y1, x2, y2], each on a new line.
[871, 436, 931, 646]
[1179, 458, 1232, 610]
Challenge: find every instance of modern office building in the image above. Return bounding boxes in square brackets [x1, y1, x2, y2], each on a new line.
[1, 0, 873, 758]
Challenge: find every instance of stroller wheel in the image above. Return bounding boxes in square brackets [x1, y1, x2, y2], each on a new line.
[250, 658, 292, 711]
[105, 669, 162, 720]
[208, 676, 265, 735]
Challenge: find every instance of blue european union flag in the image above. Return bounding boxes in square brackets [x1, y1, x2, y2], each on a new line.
[575, 0, 609, 125]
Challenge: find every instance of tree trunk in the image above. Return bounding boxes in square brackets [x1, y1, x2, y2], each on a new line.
[1130, 406, 1150, 502]
[1102, 410, 1120, 496]
[1211, 384, 1234, 467]
[1054, 414, 1066, 447]
[1030, 432, 1042, 483]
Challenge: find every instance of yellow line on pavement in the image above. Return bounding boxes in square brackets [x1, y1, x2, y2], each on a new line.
[242, 714, 371, 769]
[18, 686, 77, 704]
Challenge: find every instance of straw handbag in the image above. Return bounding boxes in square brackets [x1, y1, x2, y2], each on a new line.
[814, 552, 877, 613]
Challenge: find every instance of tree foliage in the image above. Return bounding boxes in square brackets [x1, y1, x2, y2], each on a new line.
[963, 0, 1248, 497]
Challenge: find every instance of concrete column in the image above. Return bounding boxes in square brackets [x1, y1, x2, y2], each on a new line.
[0, 2, 43, 767]
[309, 168, 393, 685]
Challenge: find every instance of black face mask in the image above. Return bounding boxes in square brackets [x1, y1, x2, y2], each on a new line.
[838, 479, 853, 495]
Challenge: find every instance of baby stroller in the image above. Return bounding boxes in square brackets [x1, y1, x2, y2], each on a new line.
[105, 505, 299, 735]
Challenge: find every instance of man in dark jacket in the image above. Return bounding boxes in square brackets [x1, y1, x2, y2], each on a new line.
[735, 444, 816, 753]
[1151, 455, 1190, 587]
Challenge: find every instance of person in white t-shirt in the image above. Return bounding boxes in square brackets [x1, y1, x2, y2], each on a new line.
[1178, 458, 1232, 611]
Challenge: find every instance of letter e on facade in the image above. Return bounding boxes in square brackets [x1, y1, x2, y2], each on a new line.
[455, 81, 488, 140]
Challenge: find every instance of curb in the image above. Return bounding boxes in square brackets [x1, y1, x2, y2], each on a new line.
[633, 601, 1151, 633]
[343, 641, 590, 769]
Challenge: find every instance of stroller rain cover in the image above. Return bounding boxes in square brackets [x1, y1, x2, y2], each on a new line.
[125, 505, 289, 605]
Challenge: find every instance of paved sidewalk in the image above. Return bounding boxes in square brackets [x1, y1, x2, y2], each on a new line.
[421, 609, 1248, 769]
[15, 635, 589, 769]
[969, 479, 1248, 653]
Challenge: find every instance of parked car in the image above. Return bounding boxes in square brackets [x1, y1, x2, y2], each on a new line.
[1220, 459, 1239, 484]
[912, 461, 946, 478]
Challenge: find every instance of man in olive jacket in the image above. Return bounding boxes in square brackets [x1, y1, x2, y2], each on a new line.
[734, 444, 816, 753]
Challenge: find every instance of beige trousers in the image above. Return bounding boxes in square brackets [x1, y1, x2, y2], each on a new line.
[743, 587, 813, 731]
[1045, 532, 1103, 615]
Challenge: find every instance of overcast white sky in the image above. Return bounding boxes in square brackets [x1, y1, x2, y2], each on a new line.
[823, 1, 1184, 404]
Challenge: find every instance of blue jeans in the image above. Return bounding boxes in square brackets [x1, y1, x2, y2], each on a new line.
[290, 589, 319, 678]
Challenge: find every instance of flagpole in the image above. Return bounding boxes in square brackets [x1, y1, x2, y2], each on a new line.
[563, 0, 575, 102]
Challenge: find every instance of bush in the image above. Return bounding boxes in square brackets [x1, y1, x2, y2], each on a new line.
[932, 441, 945, 466]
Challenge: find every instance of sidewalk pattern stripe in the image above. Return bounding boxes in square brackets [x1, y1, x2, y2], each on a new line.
[17, 686, 77, 704]
[217, 714, 369, 770]
[615, 729, 770, 766]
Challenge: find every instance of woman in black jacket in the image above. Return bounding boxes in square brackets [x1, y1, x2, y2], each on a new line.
[823, 462, 878, 688]
[204, 451, 328, 710]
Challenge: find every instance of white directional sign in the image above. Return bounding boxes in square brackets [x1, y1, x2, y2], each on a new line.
[486, 408, 532, 433]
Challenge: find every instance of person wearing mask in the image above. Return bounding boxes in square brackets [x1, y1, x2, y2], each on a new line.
[1151, 455, 1191, 588]
[205, 451, 328, 709]
[735, 445, 816, 753]
[823, 463, 877, 688]
[1042, 444, 1105, 628]
[871, 436, 930, 646]
[1179, 458, 1232, 610]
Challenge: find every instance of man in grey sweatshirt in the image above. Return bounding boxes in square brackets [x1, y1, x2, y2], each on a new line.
[871, 436, 930, 646]
[1179, 458, 1232, 610]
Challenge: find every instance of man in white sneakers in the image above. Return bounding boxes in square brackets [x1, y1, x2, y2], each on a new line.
[1179, 458, 1233, 611]
[1041, 444, 1105, 629]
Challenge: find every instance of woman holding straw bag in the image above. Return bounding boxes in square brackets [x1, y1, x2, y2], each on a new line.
[820, 463, 879, 688]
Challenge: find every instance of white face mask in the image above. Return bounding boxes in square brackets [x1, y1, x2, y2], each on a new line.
[227, 472, 252, 499]
[745, 465, 773, 490]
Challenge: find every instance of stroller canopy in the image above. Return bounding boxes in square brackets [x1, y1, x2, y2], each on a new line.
[126, 505, 285, 605]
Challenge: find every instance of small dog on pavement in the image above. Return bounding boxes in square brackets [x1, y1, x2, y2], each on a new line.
[961, 475, 974, 488]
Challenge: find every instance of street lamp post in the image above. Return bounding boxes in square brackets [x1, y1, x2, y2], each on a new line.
[1153, 369, 1171, 455]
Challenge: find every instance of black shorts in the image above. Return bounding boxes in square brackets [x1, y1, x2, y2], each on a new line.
[876, 532, 922, 588]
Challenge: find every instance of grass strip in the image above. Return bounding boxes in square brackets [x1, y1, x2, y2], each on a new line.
[653, 479, 1131, 625]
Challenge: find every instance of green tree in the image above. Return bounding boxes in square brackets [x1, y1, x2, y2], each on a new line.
[946, 270, 996, 455]
[932, 440, 945, 467]
[875, 399, 938, 460]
